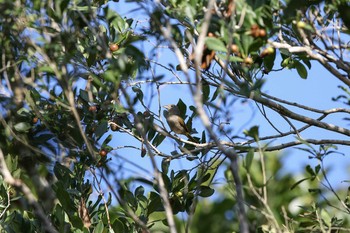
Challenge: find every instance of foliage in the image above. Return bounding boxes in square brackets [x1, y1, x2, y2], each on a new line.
[1, 0, 350, 232]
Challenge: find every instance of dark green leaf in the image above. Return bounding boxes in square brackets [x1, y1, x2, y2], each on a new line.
[161, 158, 170, 174]
[177, 99, 187, 118]
[197, 186, 215, 197]
[306, 165, 315, 176]
[101, 134, 112, 147]
[95, 121, 108, 140]
[263, 49, 276, 71]
[248, 38, 264, 54]
[123, 190, 138, 210]
[79, 89, 90, 103]
[152, 133, 165, 147]
[290, 177, 310, 190]
[295, 60, 308, 79]
[315, 164, 321, 175]
[243, 125, 259, 140]
[54, 162, 73, 181]
[134, 186, 145, 198]
[301, 58, 312, 69]
[147, 192, 164, 216]
[202, 81, 210, 103]
[54, 182, 76, 214]
[245, 149, 255, 172]
[308, 188, 321, 193]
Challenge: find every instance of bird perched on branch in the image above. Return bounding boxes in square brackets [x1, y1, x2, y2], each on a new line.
[163, 104, 196, 142]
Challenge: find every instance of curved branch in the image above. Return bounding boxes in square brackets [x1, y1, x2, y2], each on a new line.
[262, 92, 350, 114]
[252, 94, 350, 136]
[242, 139, 350, 152]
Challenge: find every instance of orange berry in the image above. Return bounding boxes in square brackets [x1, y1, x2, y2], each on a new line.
[208, 32, 215, 37]
[99, 149, 107, 157]
[244, 57, 253, 65]
[88, 105, 97, 112]
[110, 123, 118, 131]
[32, 117, 39, 124]
[250, 24, 260, 38]
[143, 111, 151, 117]
[109, 43, 119, 52]
[259, 29, 267, 37]
[230, 44, 239, 54]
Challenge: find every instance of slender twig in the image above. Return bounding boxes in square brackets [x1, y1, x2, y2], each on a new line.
[0, 190, 11, 219]
[252, 94, 350, 136]
[90, 168, 112, 228]
[229, 150, 250, 233]
[246, 173, 281, 231]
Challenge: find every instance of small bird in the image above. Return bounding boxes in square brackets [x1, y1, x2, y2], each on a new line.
[163, 104, 196, 142]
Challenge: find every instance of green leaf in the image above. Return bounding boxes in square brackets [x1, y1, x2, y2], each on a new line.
[280, 48, 291, 56]
[105, 7, 129, 32]
[290, 177, 310, 190]
[54, 182, 76, 214]
[147, 192, 164, 216]
[39, 66, 55, 74]
[93, 221, 104, 233]
[202, 81, 210, 103]
[248, 38, 264, 54]
[95, 121, 108, 140]
[197, 186, 215, 197]
[132, 86, 144, 102]
[245, 149, 254, 172]
[315, 164, 321, 175]
[301, 58, 312, 69]
[5, 156, 17, 172]
[123, 190, 138, 210]
[295, 60, 308, 79]
[134, 186, 145, 197]
[306, 165, 315, 177]
[111, 219, 125, 232]
[101, 134, 112, 147]
[103, 70, 120, 83]
[205, 37, 227, 52]
[17, 107, 32, 117]
[152, 133, 165, 147]
[79, 89, 90, 103]
[177, 99, 187, 118]
[54, 162, 73, 181]
[263, 49, 276, 71]
[14, 122, 32, 133]
[161, 158, 170, 174]
[243, 125, 259, 141]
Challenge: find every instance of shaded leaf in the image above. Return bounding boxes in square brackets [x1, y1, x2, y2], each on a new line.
[197, 186, 215, 197]
[295, 60, 308, 79]
[205, 37, 227, 52]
